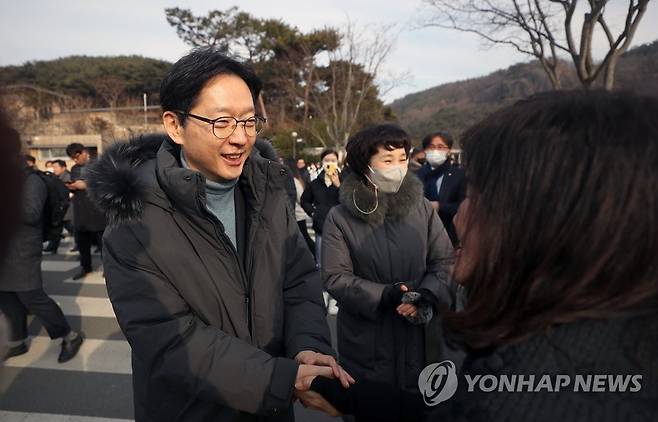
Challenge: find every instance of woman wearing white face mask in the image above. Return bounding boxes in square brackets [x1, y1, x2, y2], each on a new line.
[300, 149, 342, 266]
[319, 124, 455, 419]
[416, 131, 466, 247]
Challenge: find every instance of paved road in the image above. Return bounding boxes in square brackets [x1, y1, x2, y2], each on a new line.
[0, 237, 339, 422]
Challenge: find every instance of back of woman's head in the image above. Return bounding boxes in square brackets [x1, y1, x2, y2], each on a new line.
[450, 90, 658, 349]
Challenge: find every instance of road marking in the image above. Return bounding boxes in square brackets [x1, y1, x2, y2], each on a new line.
[50, 296, 116, 319]
[3, 336, 131, 375]
[40, 261, 79, 272]
[63, 272, 106, 285]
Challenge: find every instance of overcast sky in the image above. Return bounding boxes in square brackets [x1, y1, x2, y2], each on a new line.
[1, 1, 657, 102]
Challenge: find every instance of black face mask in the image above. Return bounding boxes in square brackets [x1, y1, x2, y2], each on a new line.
[416, 158, 426, 165]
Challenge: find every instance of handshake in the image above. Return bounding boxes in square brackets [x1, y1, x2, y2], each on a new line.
[293, 350, 354, 417]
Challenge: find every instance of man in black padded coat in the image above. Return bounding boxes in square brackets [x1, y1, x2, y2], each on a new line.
[87, 47, 351, 421]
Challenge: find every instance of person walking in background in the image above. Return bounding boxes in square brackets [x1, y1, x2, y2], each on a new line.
[300, 149, 341, 266]
[286, 159, 316, 257]
[24, 154, 36, 170]
[416, 131, 466, 247]
[52, 159, 71, 183]
[65, 143, 106, 279]
[296, 158, 312, 186]
[0, 107, 27, 360]
[43, 159, 74, 254]
[320, 124, 455, 421]
[0, 154, 84, 362]
[301, 149, 343, 315]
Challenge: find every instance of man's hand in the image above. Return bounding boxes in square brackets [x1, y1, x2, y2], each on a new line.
[67, 180, 87, 191]
[431, 201, 440, 211]
[295, 351, 355, 388]
[294, 389, 342, 417]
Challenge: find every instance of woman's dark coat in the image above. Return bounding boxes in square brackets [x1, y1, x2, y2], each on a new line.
[87, 136, 333, 422]
[300, 172, 340, 235]
[321, 172, 455, 392]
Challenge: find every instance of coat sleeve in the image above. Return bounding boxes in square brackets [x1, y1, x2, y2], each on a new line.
[300, 183, 315, 217]
[281, 203, 335, 358]
[321, 209, 386, 321]
[103, 224, 299, 416]
[418, 200, 456, 307]
[22, 174, 47, 226]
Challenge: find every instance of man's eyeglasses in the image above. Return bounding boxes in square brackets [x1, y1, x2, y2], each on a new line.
[176, 111, 266, 139]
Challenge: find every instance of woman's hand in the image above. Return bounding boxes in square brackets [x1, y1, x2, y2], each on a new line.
[396, 303, 418, 318]
[329, 172, 341, 188]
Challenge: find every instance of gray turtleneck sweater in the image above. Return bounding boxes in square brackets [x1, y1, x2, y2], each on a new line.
[181, 151, 237, 248]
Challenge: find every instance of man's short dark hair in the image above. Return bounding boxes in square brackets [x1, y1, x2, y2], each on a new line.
[320, 149, 338, 161]
[160, 47, 263, 126]
[24, 154, 36, 164]
[53, 159, 67, 168]
[421, 131, 454, 150]
[346, 124, 411, 176]
[66, 143, 86, 158]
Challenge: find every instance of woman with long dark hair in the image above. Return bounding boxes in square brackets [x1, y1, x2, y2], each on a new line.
[311, 91, 658, 421]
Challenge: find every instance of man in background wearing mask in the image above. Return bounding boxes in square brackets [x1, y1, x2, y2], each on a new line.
[416, 131, 466, 246]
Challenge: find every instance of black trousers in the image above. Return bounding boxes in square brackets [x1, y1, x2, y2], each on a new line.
[0, 290, 71, 341]
[77, 230, 103, 272]
[297, 220, 316, 258]
[45, 221, 75, 252]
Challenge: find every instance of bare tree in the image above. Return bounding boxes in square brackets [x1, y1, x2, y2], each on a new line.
[421, 0, 651, 90]
[306, 22, 400, 150]
[93, 77, 127, 109]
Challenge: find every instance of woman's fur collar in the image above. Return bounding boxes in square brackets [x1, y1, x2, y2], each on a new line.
[339, 170, 423, 225]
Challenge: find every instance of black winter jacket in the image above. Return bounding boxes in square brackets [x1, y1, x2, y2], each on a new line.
[88, 136, 333, 422]
[0, 171, 47, 292]
[300, 172, 340, 235]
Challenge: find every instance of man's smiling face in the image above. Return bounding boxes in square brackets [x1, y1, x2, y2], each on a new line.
[166, 73, 257, 182]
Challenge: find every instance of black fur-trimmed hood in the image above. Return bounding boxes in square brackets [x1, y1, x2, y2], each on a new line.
[87, 134, 281, 226]
[339, 171, 424, 225]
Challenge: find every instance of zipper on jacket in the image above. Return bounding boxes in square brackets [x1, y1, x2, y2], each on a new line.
[242, 160, 271, 343]
[244, 295, 250, 332]
[196, 188, 254, 338]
